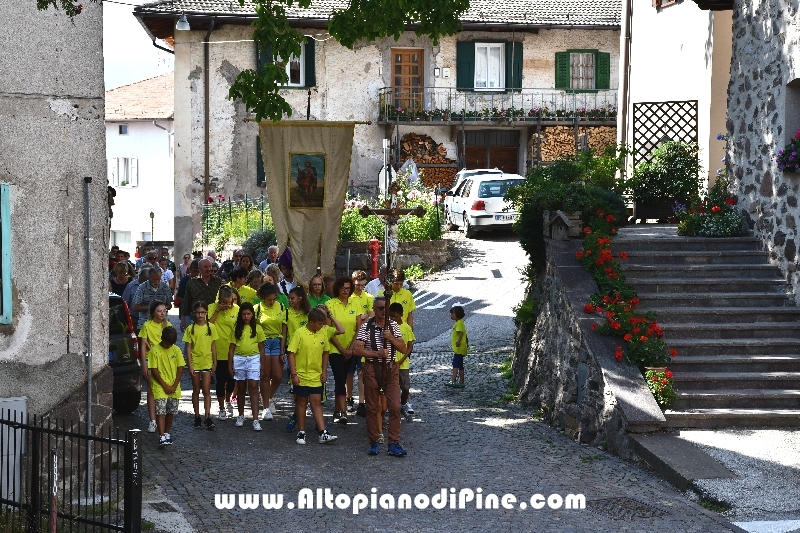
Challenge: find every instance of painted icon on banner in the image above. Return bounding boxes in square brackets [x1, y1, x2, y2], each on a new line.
[289, 153, 326, 209]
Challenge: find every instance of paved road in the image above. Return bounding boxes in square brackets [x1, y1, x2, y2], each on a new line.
[113, 232, 742, 532]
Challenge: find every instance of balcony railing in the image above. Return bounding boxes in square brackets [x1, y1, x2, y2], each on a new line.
[378, 87, 618, 123]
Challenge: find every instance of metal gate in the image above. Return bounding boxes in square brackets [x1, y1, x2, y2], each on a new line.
[632, 100, 698, 166]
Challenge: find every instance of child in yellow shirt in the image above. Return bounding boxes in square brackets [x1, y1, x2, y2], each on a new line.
[148, 327, 185, 446]
[446, 306, 468, 388]
[389, 303, 416, 418]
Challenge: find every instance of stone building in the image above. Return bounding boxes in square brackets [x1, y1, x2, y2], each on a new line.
[133, 0, 622, 258]
[724, 0, 800, 301]
[0, 2, 110, 420]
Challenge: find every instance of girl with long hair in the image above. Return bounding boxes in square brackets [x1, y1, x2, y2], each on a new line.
[229, 302, 266, 431]
[183, 301, 218, 429]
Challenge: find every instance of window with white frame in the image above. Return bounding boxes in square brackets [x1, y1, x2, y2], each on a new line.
[570, 52, 596, 90]
[278, 47, 305, 87]
[474, 43, 504, 90]
[107, 157, 138, 188]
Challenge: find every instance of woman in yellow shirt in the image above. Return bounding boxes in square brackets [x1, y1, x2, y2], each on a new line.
[324, 277, 361, 424]
[209, 286, 239, 419]
[255, 283, 286, 421]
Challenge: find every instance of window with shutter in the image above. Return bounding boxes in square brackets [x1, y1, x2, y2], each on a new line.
[256, 40, 316, 88]
[0, 184, 11, 324]
[256, 135, 265, 187]
[456, 41, 475, 90]
[457, 40, 521, 91]
[555, 50, 611, 91]
[505, 42, 523, 91]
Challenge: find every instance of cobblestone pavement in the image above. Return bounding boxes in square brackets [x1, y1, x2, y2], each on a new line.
[113, 234, 743, 532]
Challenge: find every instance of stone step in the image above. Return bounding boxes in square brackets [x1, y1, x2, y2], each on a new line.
[622, 264, 782, 279]
[614, 236, 761, 253]
[632, 278, 788, 294]
[661, 322, 800, 340]
[671, 389, 800, 410]
[668, 338, 800, 356]
[637, 292, 791, 308]
[644, 306, 800, 324]
[669, 354, 800, 373]
[623, 250, 767, 265]
[673, 371, 800, 390]
[664, 408, 800, 428]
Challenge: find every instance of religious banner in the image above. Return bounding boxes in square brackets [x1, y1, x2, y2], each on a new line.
[258, 122, 356, 286]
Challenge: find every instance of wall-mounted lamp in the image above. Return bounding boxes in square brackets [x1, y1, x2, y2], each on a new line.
[176, 14, 191, 31]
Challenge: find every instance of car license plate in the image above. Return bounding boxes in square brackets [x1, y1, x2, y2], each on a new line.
[495, 214, 518, 221]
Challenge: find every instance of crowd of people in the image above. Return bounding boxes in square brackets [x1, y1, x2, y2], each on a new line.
[108, 244, 469, 456]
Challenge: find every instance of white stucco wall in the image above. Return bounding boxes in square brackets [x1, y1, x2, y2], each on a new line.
[624, 1, 731, 184]
[0, 2, 108, 415]
[106, 119, 175, 248]
[171, 24, 619, 256]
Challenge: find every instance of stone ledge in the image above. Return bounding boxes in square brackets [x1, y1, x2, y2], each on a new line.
[335, 240, 450, 275]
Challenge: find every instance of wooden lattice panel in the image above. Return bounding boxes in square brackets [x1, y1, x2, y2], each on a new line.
[632, 100, 698, 166]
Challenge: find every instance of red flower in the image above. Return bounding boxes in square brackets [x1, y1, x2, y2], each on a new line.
[711, 205, 722, 213]
[584, 303, 595, 313]
[611, 228, 617, 234]
[590, 323, 599, 330]
[614, 346, 623, 361]
[583, 227, 592, 234]
[623, 333, 632, 342]
[605, 311, 615, 318]
[606, 214, 615, 222]
[596, 209, 605, 216]
[631, 297, 640, 305]
[632, 327, 640, 334]
[725, 198, 736, 205]
[639, 336, 648, 342]
[665, 370, 673, 379]
[605, 267, 613, 274]
[207, 196, 214, 203]
[585, 250, 592, 255]
[575, 250, 584, 259]
[218, 194, 226, 202]
[698, 205, 705, 211]
[670, 349, 678, 357]
[609, 320, 621, 330]
[619, 251, 628, 259]
[690, 209, 696, 214]
[609, 273, 619, 279]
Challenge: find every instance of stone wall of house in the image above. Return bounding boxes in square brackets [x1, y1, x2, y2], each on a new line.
[512, 239, 664, 458]
[727, 0, 800, 301]
[0, 2, 109, 415]
[171, 25, 619, 256]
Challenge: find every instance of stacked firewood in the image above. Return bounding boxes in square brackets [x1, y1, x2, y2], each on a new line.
[398, 133, 458, 189]
[534, 126, 617, 162]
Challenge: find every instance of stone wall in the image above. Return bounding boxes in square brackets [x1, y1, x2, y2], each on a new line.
[512, 239, 665, 458]
[727, 0, 800, 301]
[334, 240, 450, 277]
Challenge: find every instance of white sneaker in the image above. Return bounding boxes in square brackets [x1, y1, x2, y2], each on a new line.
[218, 409, 228, 420]
[306, 405, 312, 417]
[318, 430, 338, 444]
[405, 403, 415, 415]
[235, 415, 244, 427]
[262, 408, 273, 421]
[269, 399, 277, 412]
[296, 431, 306, 445]
[226, 402, 234, 416]
[147, 420, 157, 433]
[252, 420, 262, 431]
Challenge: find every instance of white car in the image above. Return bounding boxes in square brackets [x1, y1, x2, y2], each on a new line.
[443, 172, 524, 238]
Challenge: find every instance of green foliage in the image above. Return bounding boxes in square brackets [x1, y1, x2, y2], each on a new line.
[403, 264, 424, 281]
[36, 0, 91, 19]
[241, 229, 278, 260]
[644, 369, 677, 408]
[498, 356, 514, 380]
[328, 0, 469, 49]
[675, 173, 745, 237]
[513, 296, 537, 327]
[504, 147, 628, 270]
[198, 199, 275, 252]
[339, 201, 385, 241]
[627, 141, 702, 203]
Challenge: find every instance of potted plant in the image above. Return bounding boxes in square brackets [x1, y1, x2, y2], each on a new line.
[442, 109, 451, 121]
[431, 108, 443, 121]
[627, 141, 702, 221]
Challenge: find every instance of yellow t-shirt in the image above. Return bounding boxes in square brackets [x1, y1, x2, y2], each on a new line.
[147, 344, 185, 399]
[237, 285, 258, 306]
[255, 300, 286, 338]
[182, 322, 218, 370]
[287, 326, 329, 387]
[208, 302, 239, 361]
[231, 325, 266, 357]
[285, 307, 309, 344]
[325, 298, 360, 354]
[451, 318, 468, 355]
[138, 320, 167, 361]
[350, 291, 374, 316]
[397, 322, 416, 370]
[379, 288, 416, 326]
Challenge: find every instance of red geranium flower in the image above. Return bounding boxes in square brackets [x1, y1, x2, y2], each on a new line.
[670, 349, 678, 357]
[639, 336, 648, 342]
[584, 303, 595, 313]
[596, 209, 605, 216]
[725, 198, 736, 205]
[614, 346, 623, 361]
[611, 228, 617, 234]
[631, 297, 640, 305]
[583, 227, 592, 234]
[619, 251, 628, 259]
[623, 333, 632, 342]
[207, 196, 214, 203]
[606, 214, 615, 222]
[698, 205, 704, 211]
[605, 311, 615, 318]
[711, 205, 722, 213]
[665, 370, 673, 379]
[632, 327, 640, 333]
[575, 251, 584, 259]
[590, 323, 599, 330]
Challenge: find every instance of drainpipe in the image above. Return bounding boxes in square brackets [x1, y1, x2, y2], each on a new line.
[153, 120, 172, 157]
[618, 0, 633, 149]
[83, 176, 93, 481]
[204, 18, 216, 201]
[151, 39, 175, 55]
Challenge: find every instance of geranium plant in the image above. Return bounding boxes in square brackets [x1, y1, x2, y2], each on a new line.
[777, 127, 800, 172]
[673, 161, 744, 237]
[644, 368, 677, 408]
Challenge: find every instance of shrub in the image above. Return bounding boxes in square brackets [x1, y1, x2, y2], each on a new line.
[674, 173, 744, 237]
[241, 229, 277, 261]
[627, 141, 702, 203]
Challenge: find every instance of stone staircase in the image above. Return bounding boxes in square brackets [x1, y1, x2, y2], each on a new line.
[616, 226, 800, 428]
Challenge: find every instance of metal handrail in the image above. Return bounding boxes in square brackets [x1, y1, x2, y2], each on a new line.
[378, 86, 618, 121]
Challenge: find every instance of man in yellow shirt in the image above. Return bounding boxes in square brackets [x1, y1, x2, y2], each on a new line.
[378, 269, 416, 331]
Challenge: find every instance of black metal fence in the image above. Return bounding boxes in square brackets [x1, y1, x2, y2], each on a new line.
[0, 412, 141, 533]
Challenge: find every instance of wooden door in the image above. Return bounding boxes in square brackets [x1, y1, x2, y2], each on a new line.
[464, 146, 518, 174]
[392, 49, 424, 114]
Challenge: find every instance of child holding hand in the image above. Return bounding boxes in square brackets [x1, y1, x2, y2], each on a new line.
[148, 327, 185, 446]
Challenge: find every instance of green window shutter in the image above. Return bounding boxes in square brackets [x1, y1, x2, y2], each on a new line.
[595, 52, 611, 90]
[456, 41, 475, 91]
[555, 52, 570, 89]
[0, 184, 11, 324]
[304, 39, 316, 87]
[256, 136, 266, 187]
[256, 43, 272, 74]
[505, 42, 523, 91]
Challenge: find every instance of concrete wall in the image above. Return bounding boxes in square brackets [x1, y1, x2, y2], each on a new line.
[0, 2, 109, 417]
[727, 0, 800, 302]
[107, 119, 175, 249]
[625, 1, 731, 184]
[171, 24, 619, 256]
